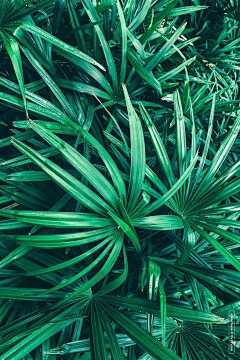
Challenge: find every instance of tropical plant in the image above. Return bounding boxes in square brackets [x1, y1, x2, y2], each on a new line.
[0, 0, 240, 359]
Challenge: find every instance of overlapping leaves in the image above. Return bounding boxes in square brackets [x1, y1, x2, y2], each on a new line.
[0, 1, 240, 359]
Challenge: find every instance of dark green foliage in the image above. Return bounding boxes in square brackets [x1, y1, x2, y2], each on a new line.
[0, 0, 240, 359]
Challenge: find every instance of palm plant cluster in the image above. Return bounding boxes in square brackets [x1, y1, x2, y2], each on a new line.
[1, 0, 240, 359]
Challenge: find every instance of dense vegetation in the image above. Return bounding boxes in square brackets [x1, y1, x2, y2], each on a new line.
[0, 0, 240, 359]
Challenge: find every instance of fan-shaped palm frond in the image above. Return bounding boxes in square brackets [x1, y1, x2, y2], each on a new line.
[0, 1, 239, 359]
